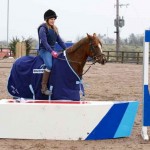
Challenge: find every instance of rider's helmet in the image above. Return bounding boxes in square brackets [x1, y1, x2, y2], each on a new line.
[44, 9, 57, 20]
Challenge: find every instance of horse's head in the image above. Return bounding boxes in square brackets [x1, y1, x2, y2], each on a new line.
[87, 33, 106, 65]
[66, 33, 106, 77]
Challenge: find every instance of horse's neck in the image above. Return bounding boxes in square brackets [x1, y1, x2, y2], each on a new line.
[66, 43, 88, 78]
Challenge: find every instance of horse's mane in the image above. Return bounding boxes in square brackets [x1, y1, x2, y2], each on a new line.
[67, 37, 88, 53]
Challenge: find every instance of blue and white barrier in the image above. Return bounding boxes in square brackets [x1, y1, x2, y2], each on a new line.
[141, 30, 150, 140]
[0, 99, 138, 140]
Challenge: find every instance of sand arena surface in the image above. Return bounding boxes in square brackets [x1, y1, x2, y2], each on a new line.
[0, 58, 150, 150]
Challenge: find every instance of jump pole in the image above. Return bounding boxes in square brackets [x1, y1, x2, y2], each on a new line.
[141, 30, 150, 140]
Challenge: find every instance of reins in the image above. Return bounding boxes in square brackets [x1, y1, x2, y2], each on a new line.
[82, 61, 96, 75]
[56, 51, 97, 76]
[82, 53, 105, 76]
[57, 57, 81, 64]
[56, 51, 81, 64]
[56, 38, 104, 76]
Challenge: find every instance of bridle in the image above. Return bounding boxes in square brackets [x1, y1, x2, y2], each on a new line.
[82, 40, 106, 75]
[89, 40, 105, 64]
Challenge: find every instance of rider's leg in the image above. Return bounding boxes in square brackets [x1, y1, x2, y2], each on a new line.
[41, 68, 51, 95]
[39, 49, 52, 95]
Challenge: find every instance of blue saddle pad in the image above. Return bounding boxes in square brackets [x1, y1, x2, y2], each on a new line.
[7, 53, 84, 101]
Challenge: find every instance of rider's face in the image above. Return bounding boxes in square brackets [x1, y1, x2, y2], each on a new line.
[48, 18, 56, 26]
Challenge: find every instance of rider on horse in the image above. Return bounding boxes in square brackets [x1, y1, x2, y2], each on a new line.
[38, 9, 67, 95]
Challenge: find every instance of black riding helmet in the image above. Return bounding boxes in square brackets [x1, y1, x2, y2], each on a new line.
[44, 9, 57, 20]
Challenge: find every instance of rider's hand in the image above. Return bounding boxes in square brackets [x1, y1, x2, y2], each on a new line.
[51, 51, 58, 58]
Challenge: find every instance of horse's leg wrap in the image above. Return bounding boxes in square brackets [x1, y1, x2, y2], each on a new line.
[41, 69, 51, 95]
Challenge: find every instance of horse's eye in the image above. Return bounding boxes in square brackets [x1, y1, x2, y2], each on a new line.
[94, 46, 99, 49]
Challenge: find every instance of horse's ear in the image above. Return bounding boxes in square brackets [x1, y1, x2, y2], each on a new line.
[87, 33, 91, 39]
[93, 33, 96, 37]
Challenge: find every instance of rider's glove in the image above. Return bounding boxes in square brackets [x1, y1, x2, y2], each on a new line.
[51, 51, 58, 58]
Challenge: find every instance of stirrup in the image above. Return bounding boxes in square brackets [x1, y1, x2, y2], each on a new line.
[41, 89, 52, 95]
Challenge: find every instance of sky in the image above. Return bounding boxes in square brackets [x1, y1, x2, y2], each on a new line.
[0, 0, 150, 42]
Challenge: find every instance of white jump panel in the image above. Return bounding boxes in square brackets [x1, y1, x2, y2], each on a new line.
[0, 99, 138, 140]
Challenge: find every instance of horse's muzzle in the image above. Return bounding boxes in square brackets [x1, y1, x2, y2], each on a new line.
[96, 54, 107, 65]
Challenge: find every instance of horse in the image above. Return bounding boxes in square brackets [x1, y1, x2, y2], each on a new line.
[7, 33, 106, 101]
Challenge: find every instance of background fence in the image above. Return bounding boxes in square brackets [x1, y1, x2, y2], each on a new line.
[104, 51, 143, 64]
[0, 47, 145, 64]
[29, 50, 144, 64]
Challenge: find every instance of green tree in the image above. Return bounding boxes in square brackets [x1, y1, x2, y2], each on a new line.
[22, 37, 33, 55]
[8, 37, 20, 56]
